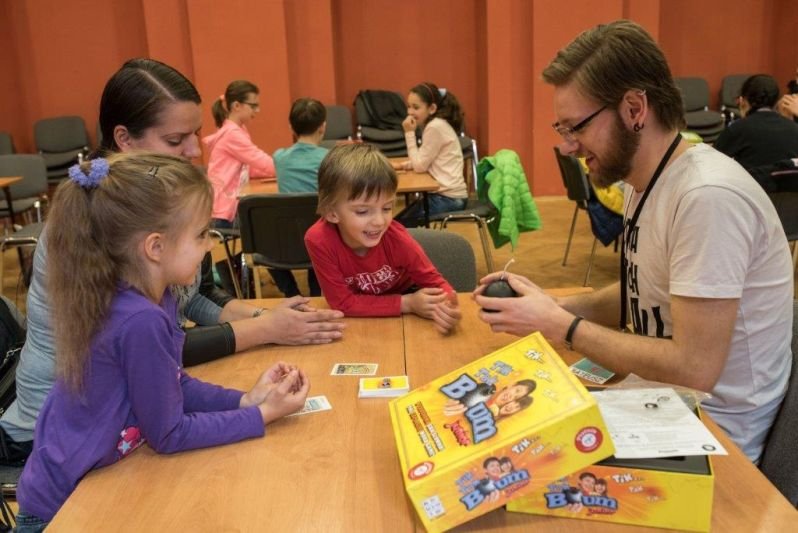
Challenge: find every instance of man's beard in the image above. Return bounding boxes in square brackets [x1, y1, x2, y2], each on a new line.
[590, 111, 640, 188]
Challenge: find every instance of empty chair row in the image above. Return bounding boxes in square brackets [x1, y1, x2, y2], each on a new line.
[1, 116, 90, 184]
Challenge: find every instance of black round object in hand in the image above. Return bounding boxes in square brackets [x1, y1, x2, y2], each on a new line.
[481, 279, 518, 313]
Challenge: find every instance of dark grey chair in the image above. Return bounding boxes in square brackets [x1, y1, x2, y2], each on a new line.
[406, 228, 477, 292]
[237, 193, 319, 298]
[427, 152, 497, 272]
[354, 90, 407, 157]
[759, 300, 798, 506]
[33, 116, 90, 182]
[674, 77, 725, 143]
[720, 74, 751, 125]
[0, 132, 14, 155]
[554, 147, 597, 286]
[0, 221, 44, 292]
[768, 192, 798, 269]
[320, 105, 354, 149]
[0, 154, 49, 224]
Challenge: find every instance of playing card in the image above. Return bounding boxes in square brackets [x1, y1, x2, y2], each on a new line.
[290, 395, 332, 416]
[569, 357, 615, 384]
[330, 363, 378, 376]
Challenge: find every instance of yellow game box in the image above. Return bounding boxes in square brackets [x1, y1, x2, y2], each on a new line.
[389, 332, 615, 532]
[506, 452, 714, 531]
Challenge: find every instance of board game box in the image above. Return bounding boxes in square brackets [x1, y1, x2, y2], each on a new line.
[389, 332, 615, 532]
[506, 452, 714, 531]
[507, 404, 715, 532]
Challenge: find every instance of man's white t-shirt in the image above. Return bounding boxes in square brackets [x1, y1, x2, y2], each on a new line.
[623, 143, 793, 462]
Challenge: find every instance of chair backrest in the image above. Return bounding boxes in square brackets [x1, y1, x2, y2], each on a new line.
[720, 74, 751, 109]
[768, 192, 798, 241]
[0, 154, 49, 199]
[0, 132, 14, 155]
[406, 228, 477, 292]
[554, 147, 590, 205]
[237, 193, 319, 269]
[353, 90, 406, 130]
[674, 77, 711, 112]
[759, 300, 798, 506]
[33, 116, 89, 153]
[323, 105, 354, 141]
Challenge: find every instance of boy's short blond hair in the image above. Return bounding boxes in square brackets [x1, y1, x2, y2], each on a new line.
[317, 143, 398, 214]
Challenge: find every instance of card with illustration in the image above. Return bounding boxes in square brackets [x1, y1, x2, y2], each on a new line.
[289, 395, 332, 416]
[331, 363, 378, 376]
[570, 358, 615, 385]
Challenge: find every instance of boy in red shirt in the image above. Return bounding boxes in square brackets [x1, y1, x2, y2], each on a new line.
[304, 144, 461, 333]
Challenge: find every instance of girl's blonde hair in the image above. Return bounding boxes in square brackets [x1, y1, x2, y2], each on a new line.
[316, 143, 397, 214]
[47, 152, 212, 391]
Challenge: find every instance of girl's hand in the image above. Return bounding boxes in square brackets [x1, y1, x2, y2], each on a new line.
[257, 368, 311, 424]
[432, 292, 461, 335]
[401, 287, 448, 319]
[402, 115, 417, 133]
[240, 362, 296, 408]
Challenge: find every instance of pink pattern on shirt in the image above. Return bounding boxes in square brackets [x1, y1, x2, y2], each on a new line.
[345, 265, 399, 294]
[117, 426, 145, 458]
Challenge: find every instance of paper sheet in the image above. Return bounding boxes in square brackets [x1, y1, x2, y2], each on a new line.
[591, 387, 727, 458]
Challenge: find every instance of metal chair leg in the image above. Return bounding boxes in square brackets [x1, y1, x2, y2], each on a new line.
[440, 214, 494, 273]
[474, 217, 495, 272]
[241, 253, 250, 299]
[563, 204, 579, 266]
[209, 230, 242, 299]
[584, 237, 598, 287]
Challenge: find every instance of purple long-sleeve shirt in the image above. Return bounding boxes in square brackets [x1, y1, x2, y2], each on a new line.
[17, 287, 264, 521]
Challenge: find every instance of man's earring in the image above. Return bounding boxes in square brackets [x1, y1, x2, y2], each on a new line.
[633, 123, 644, 133]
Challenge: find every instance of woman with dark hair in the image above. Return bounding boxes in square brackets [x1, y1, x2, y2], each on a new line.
[204, 80, 275, 229]
[393, 82, 468, 226]
[714, 74, 798, 170]
[0, 59, 344, 467]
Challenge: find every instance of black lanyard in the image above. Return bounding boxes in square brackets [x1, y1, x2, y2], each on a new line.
[619, 134, 682, 331]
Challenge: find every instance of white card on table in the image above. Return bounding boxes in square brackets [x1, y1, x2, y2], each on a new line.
[290, 395, 332, 416]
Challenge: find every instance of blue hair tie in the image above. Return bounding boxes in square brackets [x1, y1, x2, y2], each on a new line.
[68, 158, 109, 189]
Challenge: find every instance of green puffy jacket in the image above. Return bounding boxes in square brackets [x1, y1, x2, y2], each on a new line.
[477, 149, 542, 249]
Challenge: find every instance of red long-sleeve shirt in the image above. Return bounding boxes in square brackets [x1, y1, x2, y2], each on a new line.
[304, 219, 453, 316]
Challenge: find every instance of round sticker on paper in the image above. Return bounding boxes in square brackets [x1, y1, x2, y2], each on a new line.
[575, 427, 603, 452]
[409, 461, 435, 480]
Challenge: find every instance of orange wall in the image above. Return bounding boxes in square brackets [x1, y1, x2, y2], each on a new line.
[1, 0, 147, 152]
[332, 0, 481, 143]
[660, 0, 780, 110]
[0, 0, 796, 195]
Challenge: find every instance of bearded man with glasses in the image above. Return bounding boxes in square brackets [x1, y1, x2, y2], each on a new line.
[475, 19, 793, 464]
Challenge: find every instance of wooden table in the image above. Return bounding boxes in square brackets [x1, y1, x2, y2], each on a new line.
[390, 158, 440, 227]
[49, 305, 413, 532]
[0, 175, 23, 225]
[49, 293, 797, 531]
[239, 170, 440, 227]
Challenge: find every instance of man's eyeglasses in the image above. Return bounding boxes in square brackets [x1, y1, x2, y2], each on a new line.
[242, 101, 260, 111]
[553, 105, 607, 143]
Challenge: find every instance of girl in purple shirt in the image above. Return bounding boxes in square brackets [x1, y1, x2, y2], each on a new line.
[14, 153, 310, 530]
